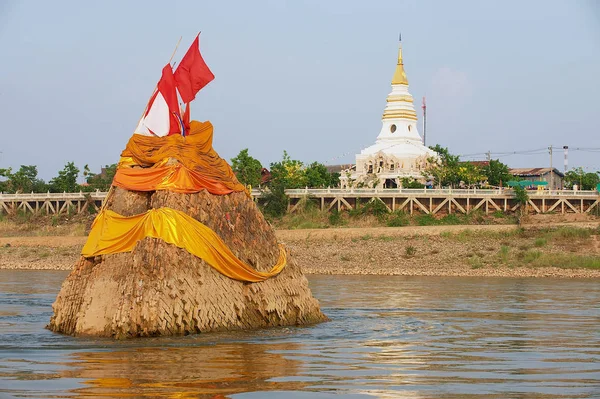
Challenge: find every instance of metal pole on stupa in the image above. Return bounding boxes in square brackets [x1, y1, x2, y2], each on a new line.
[422, 96, 427, 146]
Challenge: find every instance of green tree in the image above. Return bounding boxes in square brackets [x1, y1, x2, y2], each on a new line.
[84, 163, 117, 191]
[261, 182, 288, 219]
[401, 177, 424, 188]
[457, 163, 486, 188]
[50, 162, 80, 192]
[231, 149, 263, 188]
[483, 159, 511, 186]
[304, 162, 331, 188]
[0, 165, 48, 193]
[329, 172, 341, 188]
[269, 151, 307, 189]
[564, 167, 600, 190]
[423, 145, 460, 187]
[513, 185, 530, 223]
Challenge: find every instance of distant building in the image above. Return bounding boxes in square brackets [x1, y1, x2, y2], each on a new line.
[340, 39, 437, 189]
[325, 165, 348, 174]
[510, 167, 565, 190]
[260, 168, 271, 186]
[465, 161, 490, 168]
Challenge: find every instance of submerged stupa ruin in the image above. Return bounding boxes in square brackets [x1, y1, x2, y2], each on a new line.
[48, 35, 326, 338]
[340, 38, 437, 189]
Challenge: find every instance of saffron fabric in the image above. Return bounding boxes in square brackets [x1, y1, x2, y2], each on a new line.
[82, 207, 286, 282]
[120, 120, 246, 193]
[112, 163, 238, 195]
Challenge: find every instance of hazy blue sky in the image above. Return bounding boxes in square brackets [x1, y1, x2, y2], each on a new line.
[0, 0, 598, 181]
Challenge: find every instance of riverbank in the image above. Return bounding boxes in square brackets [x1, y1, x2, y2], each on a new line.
[1, 222, 599, 278]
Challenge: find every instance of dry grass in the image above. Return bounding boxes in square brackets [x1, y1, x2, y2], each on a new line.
[1, 212, 599, 276]
[0, 217, 90, 237]
[285, 224, 600, 277]
[0, 244, 80, 270]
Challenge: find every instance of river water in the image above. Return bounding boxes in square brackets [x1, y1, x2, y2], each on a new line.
[0, 270, 599, 398]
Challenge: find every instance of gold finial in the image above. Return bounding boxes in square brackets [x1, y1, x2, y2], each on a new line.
[391, 39, 408, 85]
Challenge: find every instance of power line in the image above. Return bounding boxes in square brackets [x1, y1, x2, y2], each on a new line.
[459, 147, 548, 158]
[459, 146, 600, 159]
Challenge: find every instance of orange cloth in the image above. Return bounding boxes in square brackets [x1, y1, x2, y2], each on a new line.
[118, 120, 245, 194]
[113, 163, 237, 195]
[82, 207, 286, 282]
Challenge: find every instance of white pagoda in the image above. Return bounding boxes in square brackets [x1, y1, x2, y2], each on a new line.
[340, 39, 437, 189]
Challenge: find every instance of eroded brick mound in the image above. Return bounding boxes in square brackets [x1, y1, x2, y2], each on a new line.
[48, 188, 326, 338]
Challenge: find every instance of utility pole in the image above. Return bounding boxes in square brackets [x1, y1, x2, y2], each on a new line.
[563, 145, 568, 174]
[549, 145, 553, 190]
[422, 96, 427, 146]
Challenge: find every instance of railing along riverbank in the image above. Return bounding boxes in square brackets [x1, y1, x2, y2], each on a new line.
[281, 188, 600, 215]
[1, 188, 598, 216]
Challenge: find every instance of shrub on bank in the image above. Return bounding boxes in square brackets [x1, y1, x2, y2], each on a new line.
[328, 209, 343, 226]
[387, 211, 409, 227]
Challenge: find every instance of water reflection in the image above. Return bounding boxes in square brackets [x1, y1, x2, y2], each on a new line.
[0, 271, 599, 398]
[66, 343, 308, 398]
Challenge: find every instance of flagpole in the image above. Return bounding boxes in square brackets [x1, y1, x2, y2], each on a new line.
[108, 37, 184, 212]
[168, 36, 182, 64]
[133, 36, 183, 133]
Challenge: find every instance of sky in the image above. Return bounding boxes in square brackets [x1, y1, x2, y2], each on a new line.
[0, 0, 599, 181]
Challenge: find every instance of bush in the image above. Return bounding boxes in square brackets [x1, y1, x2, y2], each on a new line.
[440, 214, 463, 225]
[552, 227, 591, 239]
[405, 246, 416, 257]
[294, 196, 319, 214]
[349, 198, 389, 220]
[362, 199, 389, 219]
[16, 210, 31, 224]
[523, 250, 542, 263]
[400, 178, 424, 189]
[492, 210, 507, 219]
[348, 198, 363, 218]
[415, 214, 439, 226]
[387, 211, 409, 227]
[498, 245, 510, 263]
[465, 210, 486, 224]
[513, 185, 529, 203]
[328, 209, 343, 226]
[261, 184, 289, 219]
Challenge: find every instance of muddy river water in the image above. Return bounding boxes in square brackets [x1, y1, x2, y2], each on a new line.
[0, 270, 598, 398]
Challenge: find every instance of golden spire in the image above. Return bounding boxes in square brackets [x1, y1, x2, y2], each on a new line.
[391, 40, 409, 85]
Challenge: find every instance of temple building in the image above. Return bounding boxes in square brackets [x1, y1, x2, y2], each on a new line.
[340, 39, 437, 189]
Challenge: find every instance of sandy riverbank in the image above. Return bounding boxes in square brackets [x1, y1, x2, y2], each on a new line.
[1, 222, 599, 278]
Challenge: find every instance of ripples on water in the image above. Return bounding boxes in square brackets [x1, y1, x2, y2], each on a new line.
[0, 270, 599, 398]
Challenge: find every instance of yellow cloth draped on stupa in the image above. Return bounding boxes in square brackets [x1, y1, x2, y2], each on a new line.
[83, 207, 287, 282]
[81, 119, 286, 282]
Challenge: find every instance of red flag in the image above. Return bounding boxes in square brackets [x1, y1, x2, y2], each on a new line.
[174, 34, 215, 103]
[157, 64, 181, 135]
[135, 64, 182, 136]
